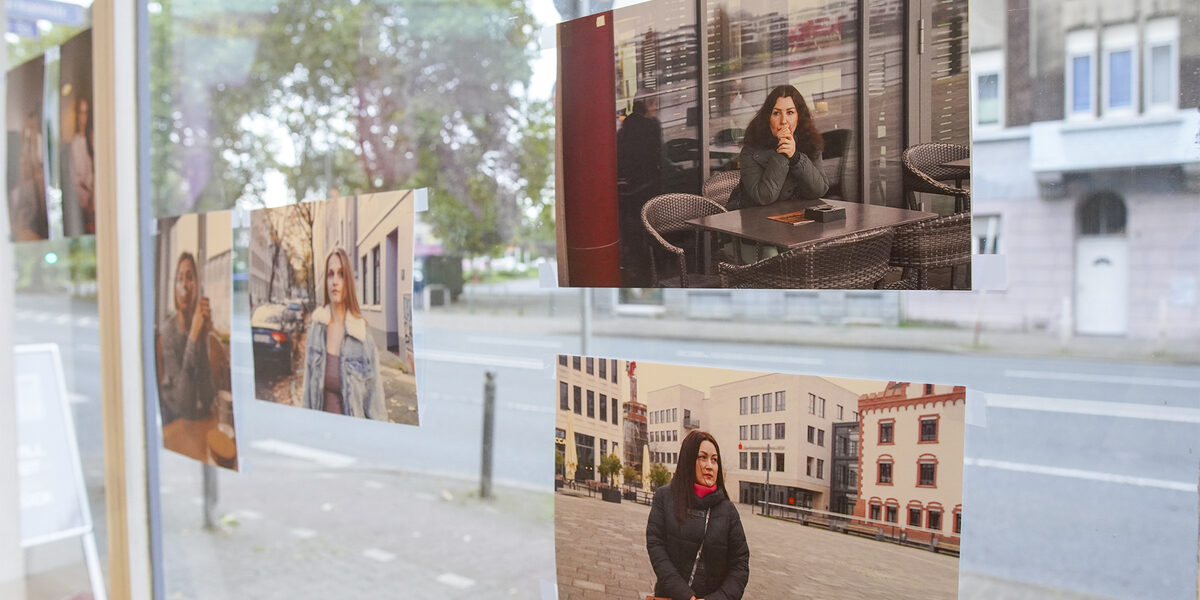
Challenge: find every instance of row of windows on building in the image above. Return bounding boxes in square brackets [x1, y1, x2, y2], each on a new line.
[877, 416, 939, 445]
[650, 429, 677, 443]
[868, 501, 962, 535]
[974, 17, 1180, 127]
[558, 381, 619, 425]
[558, 355, 619, 383]
[876, 454, 940, 488]
[738, 451, 786, 474]
[738, 391, 784, 414]
[653, 451, 678, 464]
[650, 408, 677, 425]
[738, 422, 786, 441]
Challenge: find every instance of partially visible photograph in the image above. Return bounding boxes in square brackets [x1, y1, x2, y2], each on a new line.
[154, 211, 237, 470]
[555, 356, 965, 599]
[60, 29, 95, 237]
[249, 190, 418, 425]
[6, 56, 50, 242]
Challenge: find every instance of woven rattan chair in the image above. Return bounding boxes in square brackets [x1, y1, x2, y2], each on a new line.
[717, 228, 895, 289]
[702, 170, 741, 208]
[902, 143, 970, 212]
[820, 129, 852, 200]
[641, 194, 727, 288]
[887, 211, 971, 289]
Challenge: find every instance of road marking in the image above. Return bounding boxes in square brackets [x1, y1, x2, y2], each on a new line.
[250, 439, 358, 468]
[466, 335, 563, 349]
[420, 349, 544, 371]
[965, 458, 1195, 492]
[501, 402, 554, 414]
[363, 480, 384, 489]
[235, 509, 262, 521]
[986, 394, 1200, 423]
[54, 314, 71, 325]
[1005, 369, 1200, 389]
[437, 573, 476, 589]
[68, 393, 89, 405]
[362, 548, 396, 563]
[676, 350, 824, 366]
[289, 528, 316, 539]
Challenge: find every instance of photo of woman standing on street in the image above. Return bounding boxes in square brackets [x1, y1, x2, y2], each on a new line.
[646, 430, 749, 600]
[300, 247, 387, 420]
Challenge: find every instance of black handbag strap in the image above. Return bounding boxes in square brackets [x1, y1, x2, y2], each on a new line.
[687, 508, 711, 588]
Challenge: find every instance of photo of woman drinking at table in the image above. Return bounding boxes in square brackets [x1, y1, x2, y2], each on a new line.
[727, 85, 828, 210]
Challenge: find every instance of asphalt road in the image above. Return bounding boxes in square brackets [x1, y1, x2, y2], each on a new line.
[12, 292, 1200, 599]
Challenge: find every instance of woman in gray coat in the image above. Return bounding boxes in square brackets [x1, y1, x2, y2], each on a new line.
[300, 247, 388, 420]
[727, 85, 829, 210]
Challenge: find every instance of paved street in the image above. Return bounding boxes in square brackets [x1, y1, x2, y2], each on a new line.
[555, 492, 958, 600]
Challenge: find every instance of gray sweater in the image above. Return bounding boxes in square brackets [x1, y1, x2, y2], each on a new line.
[157, 315, 214, 424]
[727, 144, 829, 210]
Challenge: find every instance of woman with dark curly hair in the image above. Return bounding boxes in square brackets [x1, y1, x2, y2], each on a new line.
[646, 430, 750, 600]
[727, 85, 828, 210]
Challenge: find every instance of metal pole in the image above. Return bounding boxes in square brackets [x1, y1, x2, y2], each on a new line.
[202, 464, 217, 530]
[580, 288, 593, 356]
[480, 371, 496, 499]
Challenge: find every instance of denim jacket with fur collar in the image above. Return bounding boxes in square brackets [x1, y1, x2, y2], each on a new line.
[300, 305, 388, 420]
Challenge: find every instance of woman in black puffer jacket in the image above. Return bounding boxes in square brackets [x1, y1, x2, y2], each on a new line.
[646, 430, 750, 600]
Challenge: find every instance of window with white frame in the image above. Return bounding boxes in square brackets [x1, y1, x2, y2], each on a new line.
[1066, 29, 1097, 118]
[972, 49, 1003, 127]
[1102, 24, 1137, 115]
[1144, 18, 1178, 111]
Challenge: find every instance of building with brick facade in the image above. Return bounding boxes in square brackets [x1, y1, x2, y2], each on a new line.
[855, 382, 966, 544]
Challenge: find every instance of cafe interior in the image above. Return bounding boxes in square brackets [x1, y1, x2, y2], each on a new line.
[558, 0, 971, 290]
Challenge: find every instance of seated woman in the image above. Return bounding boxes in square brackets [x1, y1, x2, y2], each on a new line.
[727, 85, 828, 210]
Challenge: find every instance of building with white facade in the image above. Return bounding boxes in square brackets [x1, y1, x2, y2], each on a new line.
[855, 382, 965, 544]
[644, 384, 705, 468]
[555, 356, 625, 482]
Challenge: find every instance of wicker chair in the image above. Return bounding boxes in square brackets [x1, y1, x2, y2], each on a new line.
[642, 194, 727, 288]
[717, 228, 895, 289]
[820, 128, 852, 200]
[887, 211, 972, 289]
[702, 170, 741, 208]
[902, 143, 970, 212]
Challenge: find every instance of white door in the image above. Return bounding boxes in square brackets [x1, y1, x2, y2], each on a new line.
[1075, 236, 1128, 335]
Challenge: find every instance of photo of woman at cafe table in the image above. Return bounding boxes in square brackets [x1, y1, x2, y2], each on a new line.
[556, 0, 971, 291]
[153, 211, 238, 471]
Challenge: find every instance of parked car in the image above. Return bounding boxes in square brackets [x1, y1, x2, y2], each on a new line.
[251, 304, 294, 373]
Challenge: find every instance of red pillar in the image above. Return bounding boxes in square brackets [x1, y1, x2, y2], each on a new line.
[559, 12, 620, 287]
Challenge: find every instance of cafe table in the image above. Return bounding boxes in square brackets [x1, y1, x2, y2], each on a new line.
[685, 198, 938, 276]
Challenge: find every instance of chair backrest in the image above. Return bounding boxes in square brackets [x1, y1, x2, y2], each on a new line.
[702, 170, 741, 207]
[820, 128, 852, 200]
[720, 228, 895, 289]
[902, 143, 969, 196]
[642, 193, 726, 241]
[890, 211, 972, 269]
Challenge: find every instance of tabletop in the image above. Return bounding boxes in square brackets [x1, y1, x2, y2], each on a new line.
[941, 158, 970, 169]
[686, 198, 938, 250]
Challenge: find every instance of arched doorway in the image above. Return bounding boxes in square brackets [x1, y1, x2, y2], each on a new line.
[1075, 192, 1128, 335]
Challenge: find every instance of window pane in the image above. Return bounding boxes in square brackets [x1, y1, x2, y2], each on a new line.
[1108, 50, 1132, 108]
[1072, 55, 1091, 112]
[977, 73, 999, 124]
[1150, 44, 1171, 104]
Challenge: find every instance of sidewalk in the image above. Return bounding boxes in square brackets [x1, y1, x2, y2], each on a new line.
[422, 304, 1200, 366]
[158, 451, 555, 599]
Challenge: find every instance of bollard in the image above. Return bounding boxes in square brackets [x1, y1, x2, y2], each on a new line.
[480, 371, 496, 499]
[202, 464, 218, 530]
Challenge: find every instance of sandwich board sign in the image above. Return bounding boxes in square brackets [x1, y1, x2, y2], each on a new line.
[15, 344, 106, 600]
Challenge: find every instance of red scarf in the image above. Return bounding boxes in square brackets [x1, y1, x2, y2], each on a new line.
[694, 482, 718, 498]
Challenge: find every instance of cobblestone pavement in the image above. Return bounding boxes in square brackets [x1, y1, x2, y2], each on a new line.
[555, 491, 959, 600]
[158, 451, 555, 599]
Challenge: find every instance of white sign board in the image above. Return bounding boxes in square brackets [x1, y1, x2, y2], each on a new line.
[15, 344, 91, 546]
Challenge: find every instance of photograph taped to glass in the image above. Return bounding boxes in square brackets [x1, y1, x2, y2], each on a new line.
[555, 356, 964, 599]
[154, 210, 238, 470]
[556, 0, 972, 290]
[248, 190, 418, 425]
[59, 29, 96, 238]
[6, 55, 51, 242]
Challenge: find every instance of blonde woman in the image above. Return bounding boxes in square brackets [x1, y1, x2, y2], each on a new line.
[301, 247, 387, 420]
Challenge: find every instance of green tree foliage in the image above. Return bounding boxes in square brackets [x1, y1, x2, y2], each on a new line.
[649, 463, 671, 490]
[621, 465, 639, 487]
[598, 452, 622, 485]
[149, 0, 553, 258]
